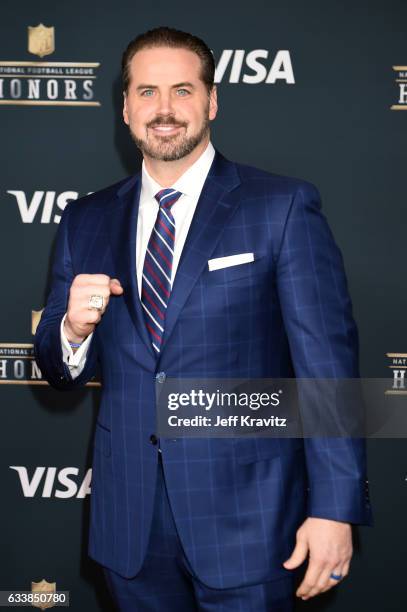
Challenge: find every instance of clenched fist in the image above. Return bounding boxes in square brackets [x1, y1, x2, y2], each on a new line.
[64, 274, 123, 344]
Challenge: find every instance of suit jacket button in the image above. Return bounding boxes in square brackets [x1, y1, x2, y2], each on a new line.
[150, 434, 158, 445]
[155, 371, 166, 383]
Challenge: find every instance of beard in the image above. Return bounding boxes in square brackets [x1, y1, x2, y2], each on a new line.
[129, 112, 210, 162]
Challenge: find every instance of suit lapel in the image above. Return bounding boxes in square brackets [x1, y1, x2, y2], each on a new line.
[107, 152, 242, 364]
[108, 174, 156, 362]
[159, 152, 241, 356]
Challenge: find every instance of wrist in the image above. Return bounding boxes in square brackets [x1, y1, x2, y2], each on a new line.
[63, 318, 87, 345]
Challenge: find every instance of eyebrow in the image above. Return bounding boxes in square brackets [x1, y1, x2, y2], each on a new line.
[136, 82, 196, 91]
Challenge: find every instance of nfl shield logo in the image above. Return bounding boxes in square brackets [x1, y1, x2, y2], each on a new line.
[31, 309, 43, 336]
[31, 579, 56, 610]
[28, 24, 55, 58]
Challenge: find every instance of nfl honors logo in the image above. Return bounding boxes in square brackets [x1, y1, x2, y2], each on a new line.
[0, 24, 101, 106]
[385, 353, 407, 394]
[390, 66, 407, 110]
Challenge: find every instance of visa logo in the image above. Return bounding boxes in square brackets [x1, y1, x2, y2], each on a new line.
[214, 50, 295, 84]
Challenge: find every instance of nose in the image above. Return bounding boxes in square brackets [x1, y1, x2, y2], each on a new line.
[156, 90, 174, 116]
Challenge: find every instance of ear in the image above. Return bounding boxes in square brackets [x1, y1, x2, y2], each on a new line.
[123, 92, 129, 125]
[209, 85, 218, 121]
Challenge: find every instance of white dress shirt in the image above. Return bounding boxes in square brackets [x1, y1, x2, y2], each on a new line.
[60, 141, 216, 378]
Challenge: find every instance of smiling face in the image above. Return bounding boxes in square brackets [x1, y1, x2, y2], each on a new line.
[123, 46, 217, 162]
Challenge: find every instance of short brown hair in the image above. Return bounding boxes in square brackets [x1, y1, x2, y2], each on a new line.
[121, 26, 215, 94]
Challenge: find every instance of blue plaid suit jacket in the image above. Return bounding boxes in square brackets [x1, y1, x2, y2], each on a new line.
[34, 151, 372, 589]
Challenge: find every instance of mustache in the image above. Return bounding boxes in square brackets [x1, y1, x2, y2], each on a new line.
[147, 116, 187, 128]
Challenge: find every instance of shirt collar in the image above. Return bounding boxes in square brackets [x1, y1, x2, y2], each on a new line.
[141, 141, 215, 202]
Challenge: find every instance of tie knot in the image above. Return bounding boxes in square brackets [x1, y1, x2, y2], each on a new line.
[155, 188, 182, 210]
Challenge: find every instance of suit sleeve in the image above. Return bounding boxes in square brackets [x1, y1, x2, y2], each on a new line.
[276, 182, 372, 525]
[34, 202, 99, 390]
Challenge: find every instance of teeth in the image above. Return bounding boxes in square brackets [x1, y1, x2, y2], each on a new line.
[153, 126, 179, 131]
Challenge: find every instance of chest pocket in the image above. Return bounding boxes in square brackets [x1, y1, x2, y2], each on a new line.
[203, 251, 269, 285]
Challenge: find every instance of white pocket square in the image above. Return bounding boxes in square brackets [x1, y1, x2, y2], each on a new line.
[208, 253, 254, 271]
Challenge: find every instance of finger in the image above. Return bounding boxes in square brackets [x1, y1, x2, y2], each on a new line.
[74, 274, 111, 287]
[109, 278, 124, 294]
[283, 539, 308, 570]
[296, 558, 325, 599]
[87, 286, 112, 303]
[70, 283, 111, 301]
[71, 300, 106, 318]
[329, 566, 344, 583]
[305, 564, 343, 598]
[318, 564, 346, 594]
[70, 293, 110, 321]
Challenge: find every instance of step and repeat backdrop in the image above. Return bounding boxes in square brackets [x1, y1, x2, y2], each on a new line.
[1, 0, 406, 610]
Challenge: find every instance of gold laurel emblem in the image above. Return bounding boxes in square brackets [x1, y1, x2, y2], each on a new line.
[31, 579, 56, 610]
[31, 309, 44, 336]
[28, 24, 55, 58]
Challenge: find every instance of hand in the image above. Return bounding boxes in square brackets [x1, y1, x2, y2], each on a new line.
[283, 517, 352, 600]
[64, 274, 123, 343]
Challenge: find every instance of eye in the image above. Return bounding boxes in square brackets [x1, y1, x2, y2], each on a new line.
[141, 89, 154, 97]
[176, 88, 190, 96]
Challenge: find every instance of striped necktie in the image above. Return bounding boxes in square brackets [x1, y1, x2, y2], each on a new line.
[141, 188, 182, 354]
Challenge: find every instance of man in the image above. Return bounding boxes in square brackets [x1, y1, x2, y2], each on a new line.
[34, 26, 372, 611]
